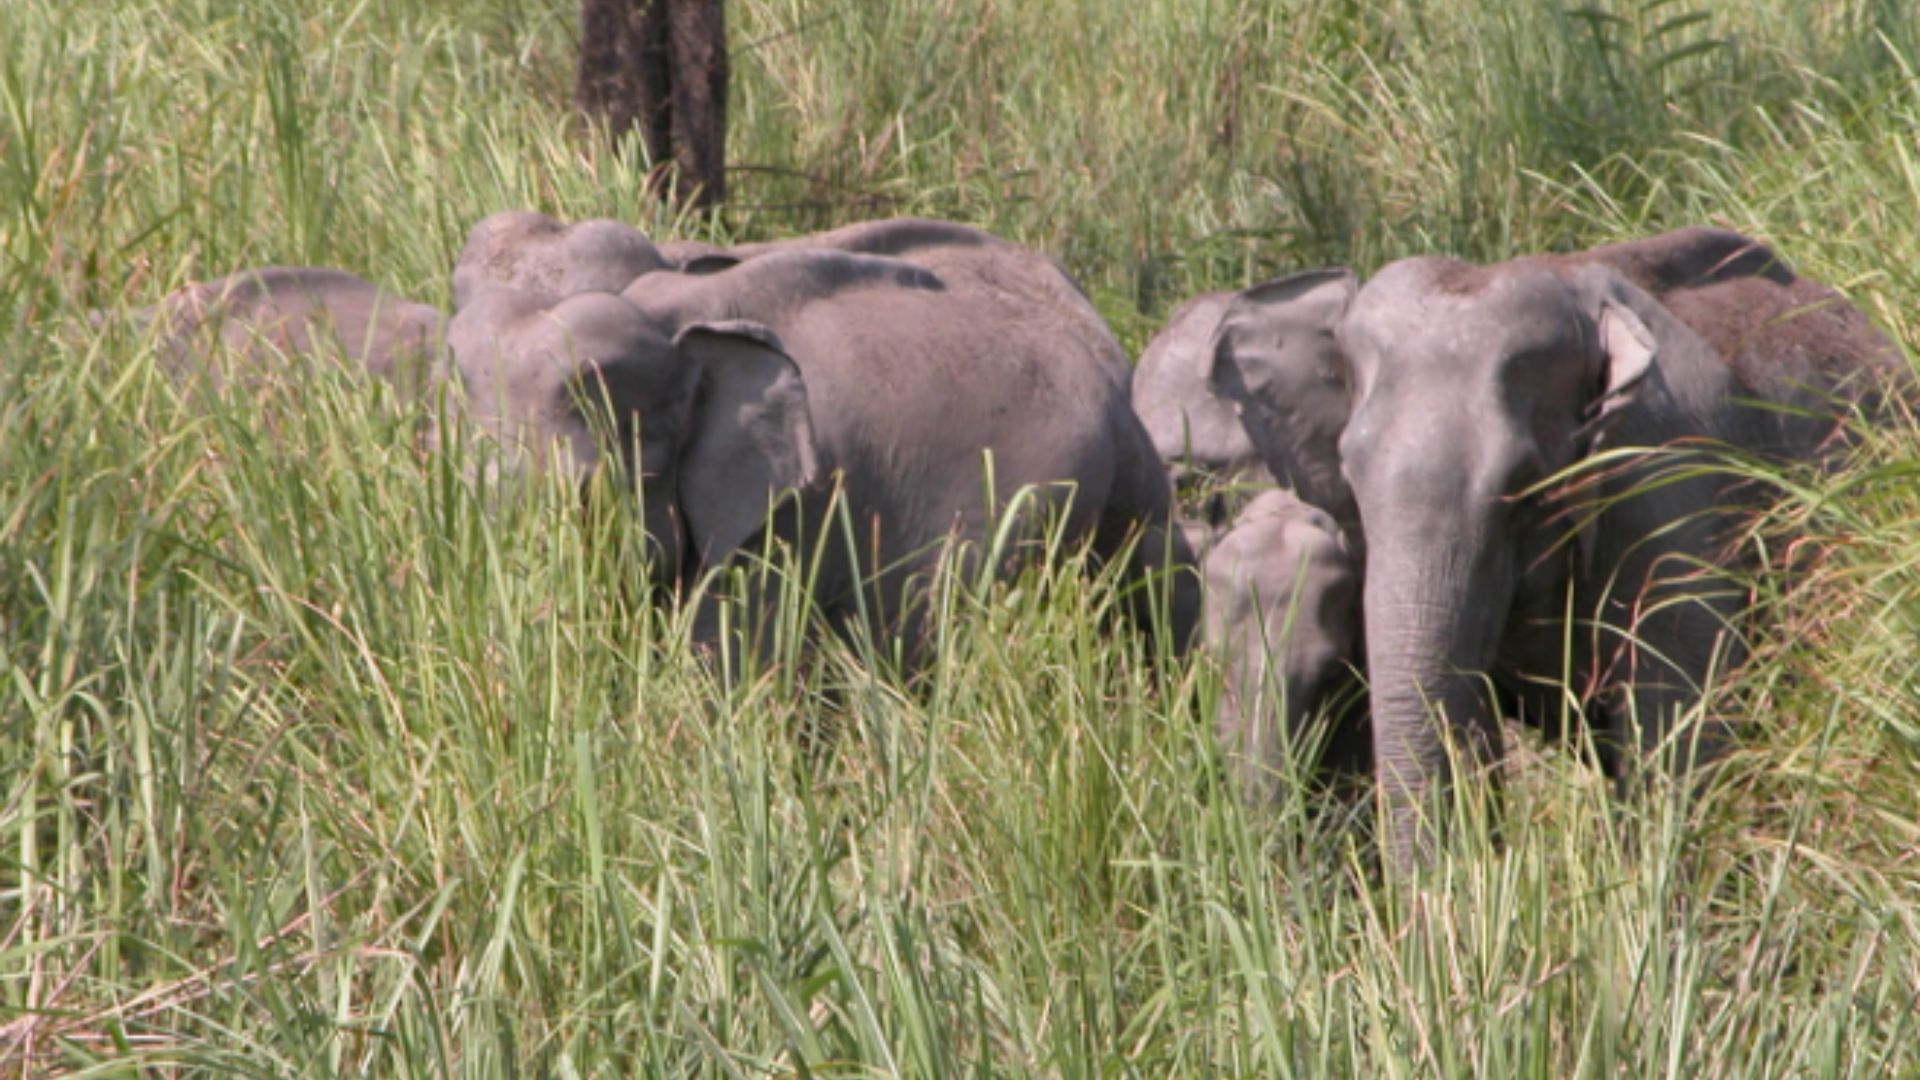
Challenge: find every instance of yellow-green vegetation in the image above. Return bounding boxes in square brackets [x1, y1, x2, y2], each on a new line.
[3, 0, 1917, 1073]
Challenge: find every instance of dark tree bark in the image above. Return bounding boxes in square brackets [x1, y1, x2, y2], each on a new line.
[666, 1, 728, 207]
[577, 0, 727, 209]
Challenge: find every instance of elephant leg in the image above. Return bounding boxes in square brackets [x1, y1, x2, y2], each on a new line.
[688, 500, 826, 684]
[1098, 423, 1203, 656]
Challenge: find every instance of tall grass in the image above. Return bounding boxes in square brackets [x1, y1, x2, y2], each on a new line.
[2, 0, 1917, 1074]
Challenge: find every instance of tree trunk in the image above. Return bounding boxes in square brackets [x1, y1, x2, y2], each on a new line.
[576, 0, 727, 210]
[666, 0, 728, 208]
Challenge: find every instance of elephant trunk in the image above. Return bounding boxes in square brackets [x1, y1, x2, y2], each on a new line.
[639, 483, 689, 592]
[1360, 535, 1509, 872]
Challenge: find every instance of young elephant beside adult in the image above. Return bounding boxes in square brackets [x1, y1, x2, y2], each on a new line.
[1132, 290, 1279, 523]
[449, 219, 1198, 663]
[114, 266, 446, 393]
[1203, 489, 1367, 806]
[1208, 227, 1905, 869]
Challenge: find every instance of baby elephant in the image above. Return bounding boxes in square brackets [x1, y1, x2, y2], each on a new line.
[1203, 490, 1366, 805]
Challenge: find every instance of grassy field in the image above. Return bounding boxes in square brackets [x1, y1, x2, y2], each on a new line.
[3, 0, 1919, 1073]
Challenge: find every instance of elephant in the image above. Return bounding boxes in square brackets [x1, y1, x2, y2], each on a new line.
[1132, 295, 1251, 469]
[1208, 227, 1906, 869]
[1202, 489, 1366, 806]
[1132, 290, 1277, 512]
[112, 266, 446, 394]
[448, 217, 1198, 662]
[452, 211, 675, 311]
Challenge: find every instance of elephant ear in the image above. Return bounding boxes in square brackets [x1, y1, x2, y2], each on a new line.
[674, 320, 821, 567]
[1572, 290, 1659, 452]
[1567, 270, 1663, 572]
[1206, 269, 1359, 526]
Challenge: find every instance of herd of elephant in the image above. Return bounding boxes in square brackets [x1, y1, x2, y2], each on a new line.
[109, 212, 1908, 870]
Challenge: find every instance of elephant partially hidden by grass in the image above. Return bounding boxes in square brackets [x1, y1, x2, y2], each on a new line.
[449, 216, 1199, 665]
[1130, 291, 1366, 806]
[106, 266, 446, 395]
[1202, 490, 1367, 806]
[1131, 290, 1278, 528]
[1207, 226, 1907, 869]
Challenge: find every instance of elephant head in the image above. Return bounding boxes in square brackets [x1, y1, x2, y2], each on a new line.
[1132, 291, 1274, 517]
[447, 287, 818, 585]
[1203, 489, 1364, 806]
[453, 211, 673, 312]
[1204, 270, 1361, 534]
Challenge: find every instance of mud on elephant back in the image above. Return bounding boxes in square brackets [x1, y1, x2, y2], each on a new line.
[1207, 226, 1908, 871]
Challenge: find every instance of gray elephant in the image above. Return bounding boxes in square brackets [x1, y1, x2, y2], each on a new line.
[1198, 270, 1363, 537]
[452, 211, 677, 311]
[1203, 489, 1366, 806]
[1209, 227, 1905, 868]
[114, 266, 445, 393]
[709, 219, 1124, 369]
[1132, 291, 1277, 512]
[449, 218, 1197, 661]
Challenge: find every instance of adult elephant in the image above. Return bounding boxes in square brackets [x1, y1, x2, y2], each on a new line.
[450, 220, 1197, 662]
[114, 266, 445, 393]
[1209, 227, 1905, 868]
[1131, 291, 1277, 519]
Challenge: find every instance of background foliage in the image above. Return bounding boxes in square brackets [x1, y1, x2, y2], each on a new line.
[2, 0, 1917, 1073]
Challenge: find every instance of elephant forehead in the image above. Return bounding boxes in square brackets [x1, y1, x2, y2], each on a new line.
[530, 295, 678, 374]
[555, 220, 668, 268]
[1349, 264, 1583, 369]
[457, 211, 565, 269]
[472, 209, 565, 239]
[1234, 488, 1315, 522]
